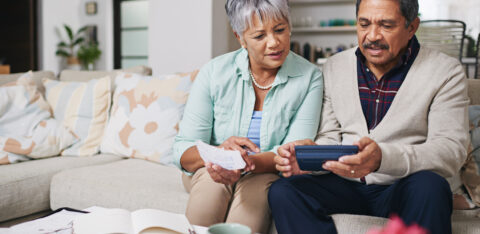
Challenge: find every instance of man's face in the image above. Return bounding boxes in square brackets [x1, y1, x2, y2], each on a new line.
[357, 0, 418, 68]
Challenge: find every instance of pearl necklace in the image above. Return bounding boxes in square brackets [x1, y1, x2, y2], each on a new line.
[249, 69, 273, 90]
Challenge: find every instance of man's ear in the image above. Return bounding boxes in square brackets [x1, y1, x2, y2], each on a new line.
[234, 31, 246, 48]
[408, 17, 420, 38]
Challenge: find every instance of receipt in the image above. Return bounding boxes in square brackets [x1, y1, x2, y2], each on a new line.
[196, 140, 246, 170]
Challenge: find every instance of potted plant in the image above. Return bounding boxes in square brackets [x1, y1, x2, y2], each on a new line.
[56, 24, 87, 70]
[77, 42, 102, 70]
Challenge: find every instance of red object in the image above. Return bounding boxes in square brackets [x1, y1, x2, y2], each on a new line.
[366, 215, 428, 234]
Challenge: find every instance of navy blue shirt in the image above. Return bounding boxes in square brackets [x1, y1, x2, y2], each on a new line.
[356, 36, 420, 131]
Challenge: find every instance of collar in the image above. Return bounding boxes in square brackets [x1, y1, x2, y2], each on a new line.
[234, 48, 303, 86]
[355, 35, 420, 69]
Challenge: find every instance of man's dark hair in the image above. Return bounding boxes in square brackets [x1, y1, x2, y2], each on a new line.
[356, 0, 419, 28]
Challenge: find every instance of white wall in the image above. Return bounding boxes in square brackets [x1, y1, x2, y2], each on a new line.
[37, 0, 113, 74]
[420, 0, 480, 38]
[148, 0, 236, 75]
[38, 0, 237, 75]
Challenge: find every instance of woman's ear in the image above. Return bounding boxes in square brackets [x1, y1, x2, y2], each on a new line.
[234, 32, 246, 48]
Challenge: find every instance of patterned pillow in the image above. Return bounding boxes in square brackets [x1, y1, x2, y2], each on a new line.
[100, 71, 198, 165]
[0, 73, 77, 164]
[460, 105, 480, 207]
[43, 77, 111, 156]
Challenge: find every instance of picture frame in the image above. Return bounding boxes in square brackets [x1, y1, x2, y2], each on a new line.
[86, 2, 97, 15]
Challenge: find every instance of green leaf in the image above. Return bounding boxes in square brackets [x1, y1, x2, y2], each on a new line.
[73, 37, 85, 46]
[64, 24, 73, 41]
[76, 26, 88, 35]
[57, 41, 68, 47]
[56, 49, 70, 57]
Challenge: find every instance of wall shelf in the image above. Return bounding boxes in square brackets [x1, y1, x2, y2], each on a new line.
[292, 26, 356, 33]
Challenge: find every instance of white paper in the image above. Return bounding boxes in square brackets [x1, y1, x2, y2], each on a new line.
[9, 209, 83, 234]
[196, 140, 246, 170]
[131, 209, 192, 234]
[73, 209, 133, 234]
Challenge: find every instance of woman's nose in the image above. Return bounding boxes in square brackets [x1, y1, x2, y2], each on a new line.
[267, 34, 280, 48]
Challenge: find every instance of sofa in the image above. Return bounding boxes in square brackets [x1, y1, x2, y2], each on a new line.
[1, 68, 480, 233]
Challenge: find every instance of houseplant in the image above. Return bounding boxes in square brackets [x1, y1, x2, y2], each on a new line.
[77, 42, 102, 70]
[55, 24, 87, 70]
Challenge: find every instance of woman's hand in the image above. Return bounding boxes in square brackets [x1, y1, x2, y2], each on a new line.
[205, 162, 242, 185]
[219, 136, 259, 171]
[275, 139, 315, 177]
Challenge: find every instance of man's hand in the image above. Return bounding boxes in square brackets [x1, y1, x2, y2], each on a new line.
[322, 137, 382, 178]
[205, 162, 241, 185]
[275, 139, 314, 177]
[219, 136, 258, 171]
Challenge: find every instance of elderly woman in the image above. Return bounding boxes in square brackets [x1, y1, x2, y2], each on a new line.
[173, 0, 323, 232]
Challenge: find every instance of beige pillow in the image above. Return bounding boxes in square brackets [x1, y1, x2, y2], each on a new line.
[43, 77, 111, 156]
[100, 71, 198, 164]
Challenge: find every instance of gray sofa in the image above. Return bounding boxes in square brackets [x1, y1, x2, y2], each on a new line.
[1, 69, 480, 233]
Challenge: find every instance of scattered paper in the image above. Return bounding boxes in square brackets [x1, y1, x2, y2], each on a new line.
[196, 140, 246, 170]
[9, 209, 83, 234]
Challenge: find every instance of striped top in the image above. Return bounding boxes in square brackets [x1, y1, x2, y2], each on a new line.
[356, 36, 420, 130]
[247, 111, 262, 149]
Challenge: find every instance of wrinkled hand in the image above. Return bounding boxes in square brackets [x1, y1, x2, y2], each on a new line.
[322, 137, 382, 178]
[275, 139, 315, 177]
[205, 162, 242, 185]
[219, 136, 258, 171]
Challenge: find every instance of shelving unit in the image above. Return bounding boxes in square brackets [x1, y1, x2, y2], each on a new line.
[289, 0, 358, 65]
[292, 26, 356, 33]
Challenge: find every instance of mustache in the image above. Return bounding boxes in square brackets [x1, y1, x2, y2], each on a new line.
[362, 41, 389, 50]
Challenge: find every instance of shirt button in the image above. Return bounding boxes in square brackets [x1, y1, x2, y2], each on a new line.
[376, 99, 379, 103]
[366, 68, 370, 72]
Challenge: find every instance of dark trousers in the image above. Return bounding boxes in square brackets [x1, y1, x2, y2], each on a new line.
[268, 171, 452, 234]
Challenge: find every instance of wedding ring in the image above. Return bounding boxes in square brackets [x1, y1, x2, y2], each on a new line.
[350, 170, 355, 174]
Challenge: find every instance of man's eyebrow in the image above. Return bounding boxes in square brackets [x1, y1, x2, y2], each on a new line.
[358, 17, 369, 22]
[380, 19, 397, 25]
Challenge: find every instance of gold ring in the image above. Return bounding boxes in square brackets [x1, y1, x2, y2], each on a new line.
[350, 170, 355, 174]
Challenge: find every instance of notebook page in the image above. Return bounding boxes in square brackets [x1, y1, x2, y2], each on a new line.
[73, 208, 133, 234]
[131, 209, 191, 234]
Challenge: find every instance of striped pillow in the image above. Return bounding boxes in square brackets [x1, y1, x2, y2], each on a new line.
[43, 77, 111, 156]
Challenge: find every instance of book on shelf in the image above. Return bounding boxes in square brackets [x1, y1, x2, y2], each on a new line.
[73, 208, 194, 234]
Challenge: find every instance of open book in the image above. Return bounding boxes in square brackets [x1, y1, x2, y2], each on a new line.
[73, 208, 194, 234]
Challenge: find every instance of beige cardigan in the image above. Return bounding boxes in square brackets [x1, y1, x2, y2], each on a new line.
[316, 47, 469, 185]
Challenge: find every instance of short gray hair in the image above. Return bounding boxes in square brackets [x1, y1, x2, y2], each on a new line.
[225, 0, 291, 37]
[356, 0, 418, 28]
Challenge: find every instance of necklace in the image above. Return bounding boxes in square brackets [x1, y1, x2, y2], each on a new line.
[249, 69, 273, 90]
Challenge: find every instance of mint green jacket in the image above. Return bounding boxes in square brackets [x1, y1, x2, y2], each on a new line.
[173, 48, 323, 174]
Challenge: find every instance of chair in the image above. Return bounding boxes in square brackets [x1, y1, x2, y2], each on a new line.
[417, 20, 466, 61]
[475, 33, 480, 78]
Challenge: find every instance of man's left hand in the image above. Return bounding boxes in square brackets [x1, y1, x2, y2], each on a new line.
[322, 137, 382, 178]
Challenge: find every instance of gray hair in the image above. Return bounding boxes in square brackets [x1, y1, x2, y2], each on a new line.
[356, 0, 418, 28]
[225, 0, 291, 38]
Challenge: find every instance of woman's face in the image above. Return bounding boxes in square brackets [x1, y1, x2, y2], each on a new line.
[238, 15, 290, 71]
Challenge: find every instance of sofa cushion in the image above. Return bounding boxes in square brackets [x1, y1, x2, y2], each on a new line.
[0, 154, 122, 222]
[50, 159, 188, 214]
[330, 210, 480, 234]
[59, 66, 152, 92]
[43, 77, 111, 156]
[100, 71, 198, 165]
[0, 71, 56, 95]
[468, 79, 480, 105]
[0, 73, 77, 164]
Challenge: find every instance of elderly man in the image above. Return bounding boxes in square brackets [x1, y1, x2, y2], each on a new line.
[268, 0, 469, 234]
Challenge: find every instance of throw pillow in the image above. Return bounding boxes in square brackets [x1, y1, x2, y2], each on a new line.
[43, 76, 111, 156]
[100, 71, 198, 165]
[0, 73, 77, 164]
[461, 105, 480, 207]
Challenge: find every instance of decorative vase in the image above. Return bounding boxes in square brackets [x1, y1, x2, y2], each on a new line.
[66, 56, 81, 70]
